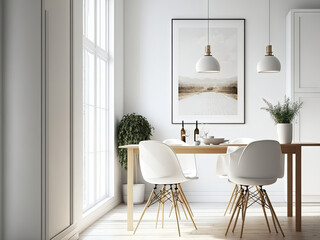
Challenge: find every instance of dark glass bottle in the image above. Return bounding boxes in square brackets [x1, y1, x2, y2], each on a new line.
[181, 121, 186, 142]
[194, 121, 199, 142]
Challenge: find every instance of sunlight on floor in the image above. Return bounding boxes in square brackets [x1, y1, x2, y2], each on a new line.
[80, 203, 320, 240]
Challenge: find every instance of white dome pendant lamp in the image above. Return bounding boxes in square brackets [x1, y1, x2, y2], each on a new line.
[257, 0, 281, 73]
[196, 0, 220, 73]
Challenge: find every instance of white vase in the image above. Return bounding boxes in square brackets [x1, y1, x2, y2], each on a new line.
[122, 183, 145, 204]
[277, 123, 292, 144]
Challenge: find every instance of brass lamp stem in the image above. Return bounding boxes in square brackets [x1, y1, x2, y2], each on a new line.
[266, 45, 273, 56]
[205, 45, 212, 56]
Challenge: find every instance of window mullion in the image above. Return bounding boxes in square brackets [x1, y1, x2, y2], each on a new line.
[93, 0, 98, 204]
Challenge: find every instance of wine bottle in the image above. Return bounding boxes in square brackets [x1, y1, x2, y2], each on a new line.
[181, 121, 186, 142]
[194, 120, 199, 142]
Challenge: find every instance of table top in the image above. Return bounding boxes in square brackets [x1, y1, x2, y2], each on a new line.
[119, 143, 320, 154]
[119, 143, 320, 149]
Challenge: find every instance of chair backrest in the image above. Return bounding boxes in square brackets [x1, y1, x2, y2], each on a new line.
[216, 138, 255, 177]
[226, 138, 256, 154]
[139, 141, 186, 183]
[230, 140, 284, 180]
[230, 138, 256, 144]
[163, 139, 197, 176]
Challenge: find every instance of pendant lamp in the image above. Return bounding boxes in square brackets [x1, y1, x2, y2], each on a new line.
[257, 0, 281, 73]
[196, 0, 220, 73]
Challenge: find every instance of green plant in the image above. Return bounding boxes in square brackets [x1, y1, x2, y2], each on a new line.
[117, 113, 154, 170]
[261, 96, 303, 124]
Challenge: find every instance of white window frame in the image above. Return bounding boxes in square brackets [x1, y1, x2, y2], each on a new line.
[82, 0, 110, 213]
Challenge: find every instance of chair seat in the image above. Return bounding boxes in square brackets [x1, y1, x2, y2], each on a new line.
[229, 176, 277, 186]
[186, 176, 199, 180]
[219, 174, 228, 179]
[182, 170, 198, 179]
[146, 177, 189, 185]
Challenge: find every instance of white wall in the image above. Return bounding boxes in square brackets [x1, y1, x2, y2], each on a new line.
[0, 0, 3, 237]
[113, 0, 125, 202]
[2, 0, 42, 239]
[124, 0, 320, 202]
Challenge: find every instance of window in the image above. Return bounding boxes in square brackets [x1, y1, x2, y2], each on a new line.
[83, 0, 109, 212]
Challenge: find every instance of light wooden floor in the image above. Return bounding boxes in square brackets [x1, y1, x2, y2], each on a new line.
[80, 202, 320, 240]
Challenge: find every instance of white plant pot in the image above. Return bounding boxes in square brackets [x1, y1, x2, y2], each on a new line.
[122, 183, 145, 204]
[277, 123, 292, 144]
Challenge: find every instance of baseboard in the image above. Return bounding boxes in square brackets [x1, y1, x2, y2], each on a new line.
[302, 195, 320, 202]
[69, 233, 79, 240]
[51, 224, 78, 240]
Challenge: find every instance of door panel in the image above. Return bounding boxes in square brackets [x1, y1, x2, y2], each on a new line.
[295, 13, 320, 92]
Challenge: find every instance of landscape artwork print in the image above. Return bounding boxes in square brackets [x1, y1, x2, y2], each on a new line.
[171, 19, 245, 123]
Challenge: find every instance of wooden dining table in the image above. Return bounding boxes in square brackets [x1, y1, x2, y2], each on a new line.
[119, 143, 320, 232]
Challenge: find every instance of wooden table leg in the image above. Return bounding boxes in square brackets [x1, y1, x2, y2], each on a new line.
[287, 153, 293, 217]
[295, 146, 302, 232]
[127, 148, 134, 231]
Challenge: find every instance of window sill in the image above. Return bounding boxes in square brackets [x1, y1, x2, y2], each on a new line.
[82, 196, 114, 218]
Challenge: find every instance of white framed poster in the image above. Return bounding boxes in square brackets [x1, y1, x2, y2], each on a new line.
[171, 19, 245, 124]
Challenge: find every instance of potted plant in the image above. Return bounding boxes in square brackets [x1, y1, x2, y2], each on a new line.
[117, 113, 154, 204]
[261, 96, 303, 144]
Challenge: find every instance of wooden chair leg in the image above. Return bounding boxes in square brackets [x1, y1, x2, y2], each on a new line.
[230, 185, 239, 214]
[256, 186, 271, 233]
[224, 184, 238, 216]
[264, 190, 278, 233]
[170, 188, 181, 237]
[134, 189, 155, 234]
[177, 184, 194, 217]
[161, 201, 165, 228]
[168, 201, 182, 220]
[180, 200, 189, 220]
[161, 186, 166, 229]
[264, 190, 285, 237]
[179, 189, 197, 230]
[240, 189, 249, 238]
[169, 204, 174, 217]
[155, 201, 161, 228]
[176, 199, 181, 220]
[271, 212, 278, 233]
[241, 191, 245, 221]
[225, 188, 244, 236]
[232, 189, 243, 233]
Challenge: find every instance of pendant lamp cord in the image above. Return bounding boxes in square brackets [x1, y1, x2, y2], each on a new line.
[207, 0, 210, 45]
[268, 0, 270, 45]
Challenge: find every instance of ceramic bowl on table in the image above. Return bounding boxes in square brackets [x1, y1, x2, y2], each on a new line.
[202, 137, 228, 145]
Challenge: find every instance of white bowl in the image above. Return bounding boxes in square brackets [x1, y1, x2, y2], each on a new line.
[202, 137, 228, 145]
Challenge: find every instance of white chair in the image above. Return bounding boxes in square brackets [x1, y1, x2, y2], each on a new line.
[134, 141, 197, 236]
[163, 139, 198, 218]
[163, 139, 198, 179]
[225, 140, 285, 238]
[216, 138, 255, 215]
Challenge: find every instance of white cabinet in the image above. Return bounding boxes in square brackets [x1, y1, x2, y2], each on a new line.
[2, 1, 42, 239]
[295, 94, 320, 200]
[287, 10, 320, 202]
